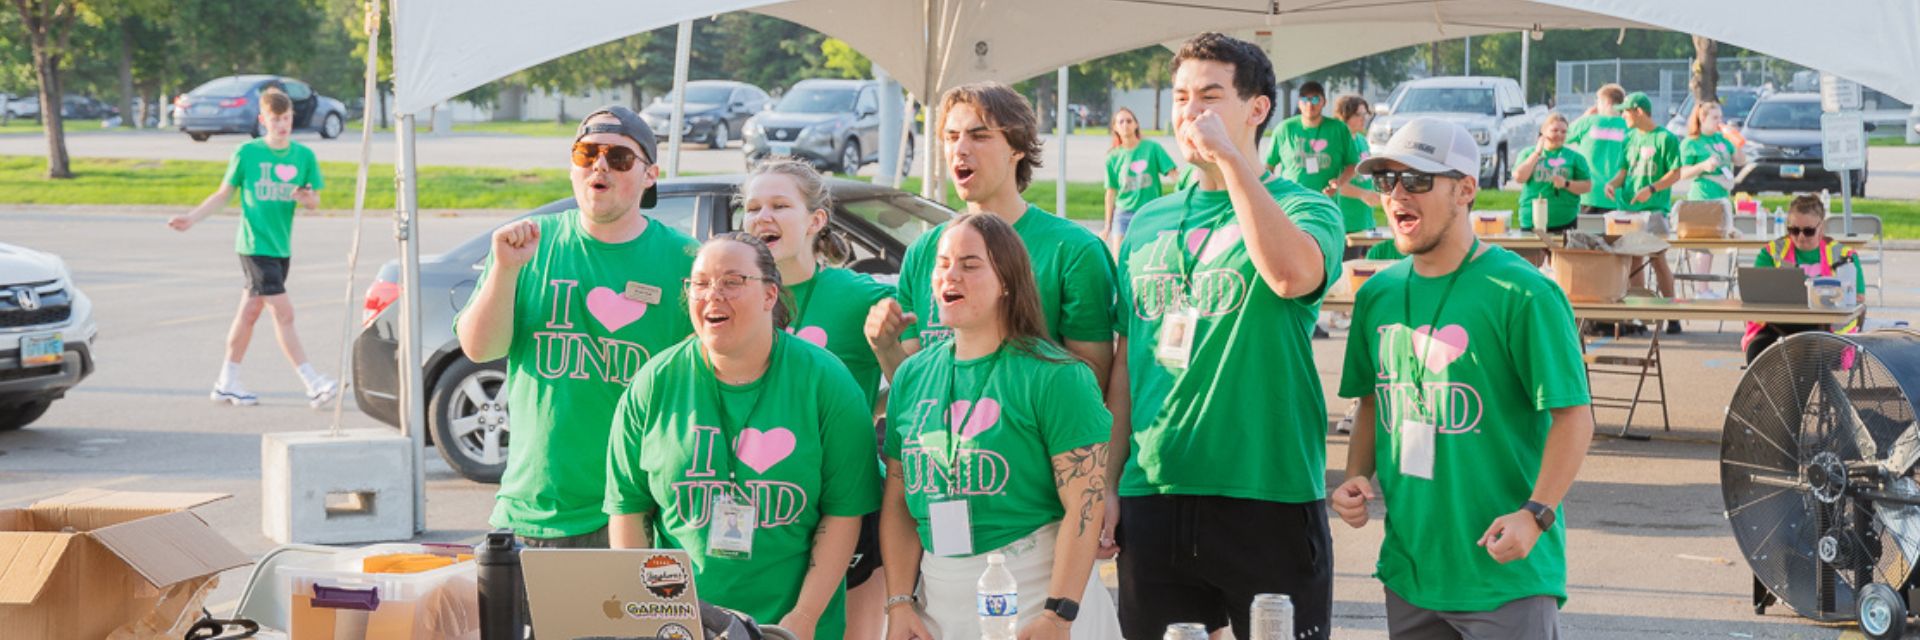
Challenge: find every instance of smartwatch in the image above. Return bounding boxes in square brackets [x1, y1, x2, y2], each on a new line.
[1522, 500, 1556, 532]
[1044, 597, 1080, 622]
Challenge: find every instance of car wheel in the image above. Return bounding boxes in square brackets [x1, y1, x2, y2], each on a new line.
[189, 133, 210, 142]
[428, 357, 509, 484]
[1852, 172, 1867, 198]
[839, 139, 862, 175]
[709, 122, 728, 150]
[320, 112, 343, 139]
[250, 121, 263, 138]
[0, 398, 53, 432]
[1490, 146, 1508, 188]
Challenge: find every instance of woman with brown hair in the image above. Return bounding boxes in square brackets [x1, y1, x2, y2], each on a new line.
[1104, 106, 1179, 242]
[1741, 194, 1864, 362]
[1679, 101, 1742, 201]
[877, 213, 1119, 639]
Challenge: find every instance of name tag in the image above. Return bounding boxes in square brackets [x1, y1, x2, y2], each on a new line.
[1399, 419, 1436, 480]
[707, 495, 756, 559]
[1155, 306, 1199, 371]
[624, 281, 663, 305]
[929, 499, 974, 557]
[1305, 156, 1322, 175]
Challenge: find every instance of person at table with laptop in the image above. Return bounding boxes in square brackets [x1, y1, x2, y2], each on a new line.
[605, 233, 881, 640]
[1741, 194, 1864, 363]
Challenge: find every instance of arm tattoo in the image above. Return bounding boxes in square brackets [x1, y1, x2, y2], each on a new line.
[1052, 443, 1109, 536]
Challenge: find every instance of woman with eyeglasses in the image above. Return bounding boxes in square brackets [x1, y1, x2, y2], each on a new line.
[606, 233, 881, 640]
[1741, 194, 1865, 363]
[1103, 107, 1179, 243]
[879, 214, 1119, 640]
[1329, 95, 1384, 244]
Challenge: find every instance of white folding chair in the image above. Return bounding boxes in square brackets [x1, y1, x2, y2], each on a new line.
[1824, 214, 1885, 305]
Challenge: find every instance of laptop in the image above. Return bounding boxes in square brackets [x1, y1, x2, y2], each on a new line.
[522, 548, 704, 640]
[1739, 267, 1810, 306]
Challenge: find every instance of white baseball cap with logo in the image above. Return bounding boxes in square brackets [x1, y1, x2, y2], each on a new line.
[1356, 117, 1481, 179]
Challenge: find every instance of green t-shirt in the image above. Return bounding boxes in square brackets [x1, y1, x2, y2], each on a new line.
[1681, 133, 1737, 201]
[1106, 140, 1179, 213]
[1515, 146, 1592, 230]
[1621, 127, 1682, 214]
[896, 205, 1117, 346]
[1115, 178, 1345, 503]
[787, 267, 895, 410]
[605, 332, 881, 639]
[1337, 134, 1379, 233]
[455, 212, 699, 538]
[882, 340, 1109, 554]
[1337, 245, 1590, 612]
[1755, 241, 1866, 296]
[1365, 241, 1407, 261]
[222, 139, 324, 258]
[1567, 114, 1628, 210]
[1264, 116, 1358, 193]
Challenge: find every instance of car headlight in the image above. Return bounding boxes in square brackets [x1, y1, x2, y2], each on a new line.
[1369, 124, 1391, 144]
[1470, 129, 1490, 145]
[744, 119, 762, 137]
[1743, 141, 1770, 161]
[801, 124, 835, 144]
[689, 114, 716, 125]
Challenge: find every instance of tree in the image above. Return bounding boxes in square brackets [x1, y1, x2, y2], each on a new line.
[819, 37, 868, 79]
[9, 0, 86, 178]
[1691, 35, 1718, 104]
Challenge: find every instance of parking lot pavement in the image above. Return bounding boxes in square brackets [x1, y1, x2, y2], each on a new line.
[2, 206, 1912, 636]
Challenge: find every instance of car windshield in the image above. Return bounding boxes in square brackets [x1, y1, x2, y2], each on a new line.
[1721, 92, 1761, 120]
[661, 86, 733, 105]
[1746, 100, 1821, 130]
[190, 77, 258, 97]
[1393, 88, 1496, 116]
[776, 87, 856, 114]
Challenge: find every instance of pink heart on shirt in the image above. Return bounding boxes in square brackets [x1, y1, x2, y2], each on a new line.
[273, 163, 298, 182]
[1410, 324, 1471, 374]
[585, 286, 648, 332]
[1185, 228, 1210, 254]
[948, 398, 1002, 439]
[1310, 139, 1329, 153]
[1129, 159, 1148, 173]
[734, 427, 797, 474]
[1199, 224, 1243, 264]
[794, 326, 828, 348]
[1547, 157, 1566, 168]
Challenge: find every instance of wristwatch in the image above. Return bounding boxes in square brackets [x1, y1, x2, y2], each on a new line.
[884, 594, 919, 613]
[1522, 500, 1556, 532]
[1043, 597, 1080, 622]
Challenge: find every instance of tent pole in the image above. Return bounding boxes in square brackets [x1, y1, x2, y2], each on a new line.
[1520, 35, 1530, 101]
[1056, 66, 1068, 216]
[395, 112, 427, 533]
[667, 20, 692, 177]
[876, 66, 901, 187]
[1464, 36, 1471, 75]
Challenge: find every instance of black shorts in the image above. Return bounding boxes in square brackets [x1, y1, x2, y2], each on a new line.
[1580, 204, 1612, 215]
[1116, 494, 1333, 640]
[239, 255, 291, 296]
[846, 509, 884, 589]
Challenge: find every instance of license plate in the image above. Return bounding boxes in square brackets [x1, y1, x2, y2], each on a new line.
[193, 105, 218, 116]
[20, 333, 61, 368]
[769, 143, 794, 157]
[1781, 164, 1805, 179]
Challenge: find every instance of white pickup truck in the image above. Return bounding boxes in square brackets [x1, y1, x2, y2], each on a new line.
[1368, 77, 1549, 188]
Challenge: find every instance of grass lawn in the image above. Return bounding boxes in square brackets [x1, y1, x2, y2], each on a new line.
[0, 155, 570, 210]
[1869, 135, 1916, 147]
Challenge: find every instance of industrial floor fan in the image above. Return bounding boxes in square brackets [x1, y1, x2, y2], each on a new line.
[1723, 329, 1920, 639]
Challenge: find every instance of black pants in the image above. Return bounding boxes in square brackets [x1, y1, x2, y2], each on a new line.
[1746, 323, 1823, 364]
[1117, 494, 1333, 640]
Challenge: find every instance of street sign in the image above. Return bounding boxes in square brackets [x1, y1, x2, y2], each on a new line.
[1822, 111, 1866, 171]
[1821, 73, 1862, 112]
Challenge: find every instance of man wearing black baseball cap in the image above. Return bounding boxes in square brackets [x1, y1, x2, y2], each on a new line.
[455, 105, 700, 548]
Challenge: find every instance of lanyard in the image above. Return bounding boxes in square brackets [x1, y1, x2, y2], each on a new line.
[938, 342, 1005, 495]
[1172, 171, 1271, 290]
[699, 335, 779, 487]
[1401, 238, 1479, 406]
[788, 270, 821, 329]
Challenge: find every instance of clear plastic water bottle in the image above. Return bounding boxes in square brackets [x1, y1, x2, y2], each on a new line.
[1164, 623, 1210, 640]
[978, 553, 1018, 639]
[1250, 593, 1295, 639]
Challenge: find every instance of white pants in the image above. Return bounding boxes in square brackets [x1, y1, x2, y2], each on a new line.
[917, 523, 1122, 640]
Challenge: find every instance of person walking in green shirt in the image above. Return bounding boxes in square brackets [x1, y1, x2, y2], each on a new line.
[878, 213, 1119, 640]
[606, 234, 880, 640]
[1566, 84, 1629, 213]
[169, 88, 335, 408]
[1604, 92, 1685, 323]
[455, 106, 699, 547]
[1679, 101, 1742, 201]
[1103, 107, 1179, 243]
[1332, 117, 1595, 638]
[1111, 33, 1345, 640]
[1264, 80, 1359, 194]
[1512, 113, 1593, 233]
[867, 83, 1117, 391]
[1329, 95, 1383, 240]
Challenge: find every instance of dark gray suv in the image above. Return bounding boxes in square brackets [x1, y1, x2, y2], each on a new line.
[641, 80, 770, 150]
[744, 79, 912, 174]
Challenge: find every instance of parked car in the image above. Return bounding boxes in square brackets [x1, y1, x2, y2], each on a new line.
[3, 93, 38, 119]
[1664, 86, 1769, 136]
[173, 75, 348, 142]
[1735, 93, 1871, 197]
[0, 242, 98, 432]
[641, 80, 770, 150]
[351, 176, 954, 482]
[1368, 76, 1547, 187]
[743, 78, 913, 174]
[60, 96, 118, 120]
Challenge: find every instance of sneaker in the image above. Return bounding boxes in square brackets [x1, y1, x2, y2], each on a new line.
[210, 381, 259, 407]
[1313, 325, 1331, 339]
[306, 375, 340, 409]
[1666, 320, 1683, 335]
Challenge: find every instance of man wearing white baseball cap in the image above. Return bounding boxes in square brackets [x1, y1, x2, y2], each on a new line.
[1331, 117, 1595, 639]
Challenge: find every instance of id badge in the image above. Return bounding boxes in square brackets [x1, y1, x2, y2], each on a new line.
[624, 281, 663, 305]
[1305, 156, 1322, 175]
[1154, 306, 1199, 370]
[928, 499, 974, 557]
[1398, 418, 1436, 480]
[707, 494, 756, 559]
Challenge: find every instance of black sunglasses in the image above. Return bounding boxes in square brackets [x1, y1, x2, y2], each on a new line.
[1370, 169, 1466, 195]
[1786, 226, 1821, 238]
[571, 142, 644, 172]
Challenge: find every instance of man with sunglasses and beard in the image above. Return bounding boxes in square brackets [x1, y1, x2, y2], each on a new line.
[456, 106, 700, 548]
[1330, 117, 1594, 639]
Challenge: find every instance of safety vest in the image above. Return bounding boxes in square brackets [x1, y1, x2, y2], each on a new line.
[1743, 238, 1861, 349]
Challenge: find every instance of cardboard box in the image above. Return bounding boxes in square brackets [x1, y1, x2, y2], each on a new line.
[0, 489, 252, 640]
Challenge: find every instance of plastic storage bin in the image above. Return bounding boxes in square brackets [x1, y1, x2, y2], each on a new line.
[281, 543, 480, 640]
[1472, 210, 1513, 236]
[1604, 211, 1649, 236]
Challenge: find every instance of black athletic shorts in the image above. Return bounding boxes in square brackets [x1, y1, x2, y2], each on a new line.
[1116, 494, 1333, 640]
[846, 416, 887, 589]
[239, 254, 291, 296]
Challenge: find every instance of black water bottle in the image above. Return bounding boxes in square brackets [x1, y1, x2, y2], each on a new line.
[476, 529, 524, 640]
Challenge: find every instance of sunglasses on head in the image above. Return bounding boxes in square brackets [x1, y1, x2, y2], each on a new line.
[1786, 226, 1821, 238]
[1369, 169, 1466, 194]
[571, 142, 644, 172]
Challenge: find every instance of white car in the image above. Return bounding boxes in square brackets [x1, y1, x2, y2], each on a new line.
[0, 242, 97, 431]
[1369, 76, 1548, 188]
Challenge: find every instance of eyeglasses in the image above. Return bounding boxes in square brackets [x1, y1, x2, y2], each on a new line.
[1300, 95, 1324, 106]
[571, 142, 644, 172]
[1369, 169, 1466, 194]
[683, 274, 772, 300]
[1786, 226, 1821, 238]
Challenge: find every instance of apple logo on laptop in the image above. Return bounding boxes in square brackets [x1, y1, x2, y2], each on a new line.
[603, 596, 624, 620]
